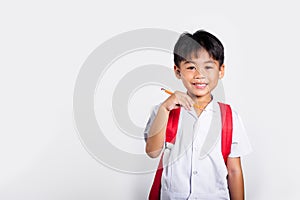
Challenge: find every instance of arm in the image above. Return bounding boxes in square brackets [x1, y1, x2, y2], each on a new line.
[227, 157, 245, 200]
[145, 91, 194, 158]
[145, 105, 169, 158]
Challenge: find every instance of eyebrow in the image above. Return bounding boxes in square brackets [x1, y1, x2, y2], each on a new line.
[183, 60, 196, 64]
[183, 60, 217, 65]
[204, 60, 217, 64]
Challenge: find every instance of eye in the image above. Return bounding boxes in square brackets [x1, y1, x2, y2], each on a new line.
[187, 66, 196, 70]
[205, 66, 213, 70]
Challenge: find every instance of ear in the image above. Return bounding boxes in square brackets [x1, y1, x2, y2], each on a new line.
[219, 64, 225, 79]
[174, 65, 181, 79]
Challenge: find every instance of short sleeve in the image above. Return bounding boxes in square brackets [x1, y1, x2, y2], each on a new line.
[144, 104, 161, 142]
[228, 110, 253, 157]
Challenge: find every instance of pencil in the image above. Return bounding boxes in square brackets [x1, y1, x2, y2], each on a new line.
[161, 88, 173, 95]
[160, 88, 205, 110]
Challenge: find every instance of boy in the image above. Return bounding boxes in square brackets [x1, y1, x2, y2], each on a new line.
[144, 30, 252, 199]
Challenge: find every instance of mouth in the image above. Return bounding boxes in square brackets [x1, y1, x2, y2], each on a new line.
[192, 82, 208, 89]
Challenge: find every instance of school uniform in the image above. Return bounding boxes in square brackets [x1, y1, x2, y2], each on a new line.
[144, 99, 252, 200]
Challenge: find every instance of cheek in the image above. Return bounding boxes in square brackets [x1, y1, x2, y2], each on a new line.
[181, 79, 190, 87]
[180, 73, 193, 81]
[207, 73, 219, 83]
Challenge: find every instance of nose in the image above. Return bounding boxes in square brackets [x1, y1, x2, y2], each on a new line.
[194, 67, 206, 79]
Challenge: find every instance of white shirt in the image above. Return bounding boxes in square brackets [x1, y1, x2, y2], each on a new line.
[144, 100, 252, 200]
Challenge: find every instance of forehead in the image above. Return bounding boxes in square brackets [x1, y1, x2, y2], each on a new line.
[181, 49, 219, 65]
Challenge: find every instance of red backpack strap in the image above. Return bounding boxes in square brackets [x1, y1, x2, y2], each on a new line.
[218, 102, 233, 164]
[148, 108, 181, 200]
[148, 155, 164, 200]
[165, 108, 181, 144]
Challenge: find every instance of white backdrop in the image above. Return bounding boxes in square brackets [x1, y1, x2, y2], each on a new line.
[1, 0, 300, 199]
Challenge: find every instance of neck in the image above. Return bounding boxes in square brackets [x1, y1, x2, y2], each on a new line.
[187, 92, 212, 105]
[187, 92, 213, 113]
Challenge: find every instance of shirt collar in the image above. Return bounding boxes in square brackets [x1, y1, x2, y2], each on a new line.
[186, 95, 216, 119]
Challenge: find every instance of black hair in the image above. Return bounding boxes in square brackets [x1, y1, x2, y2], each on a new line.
[173, 30, 224, 67]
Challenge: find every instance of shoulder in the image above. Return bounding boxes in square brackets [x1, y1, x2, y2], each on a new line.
[145, 102, 164, 126]
[219, 103, 253, 157]
[149, 103, 163, 116]
[217, 102, 242, 121]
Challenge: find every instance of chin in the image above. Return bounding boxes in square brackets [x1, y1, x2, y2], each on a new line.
[192, 90, 209, 96]
[190, 92, 209, 98]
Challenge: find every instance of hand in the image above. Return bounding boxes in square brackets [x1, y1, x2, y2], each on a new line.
[161, 91, 194, 111]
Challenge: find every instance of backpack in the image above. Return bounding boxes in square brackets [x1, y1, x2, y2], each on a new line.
[148, 102, 233, 200]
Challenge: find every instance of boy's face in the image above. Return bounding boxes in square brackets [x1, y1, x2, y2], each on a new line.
[174, 49, 224, 101]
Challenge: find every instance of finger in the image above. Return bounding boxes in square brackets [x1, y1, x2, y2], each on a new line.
[182, 101, 191, 111]
[183, 96, 193, 109]
[176, 93, 192, 110]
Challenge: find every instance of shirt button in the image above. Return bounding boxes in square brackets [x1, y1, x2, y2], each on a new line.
[193, 171, 198, 175]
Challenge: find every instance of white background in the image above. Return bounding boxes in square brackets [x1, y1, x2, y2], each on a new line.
[1, 0, 300, 199]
